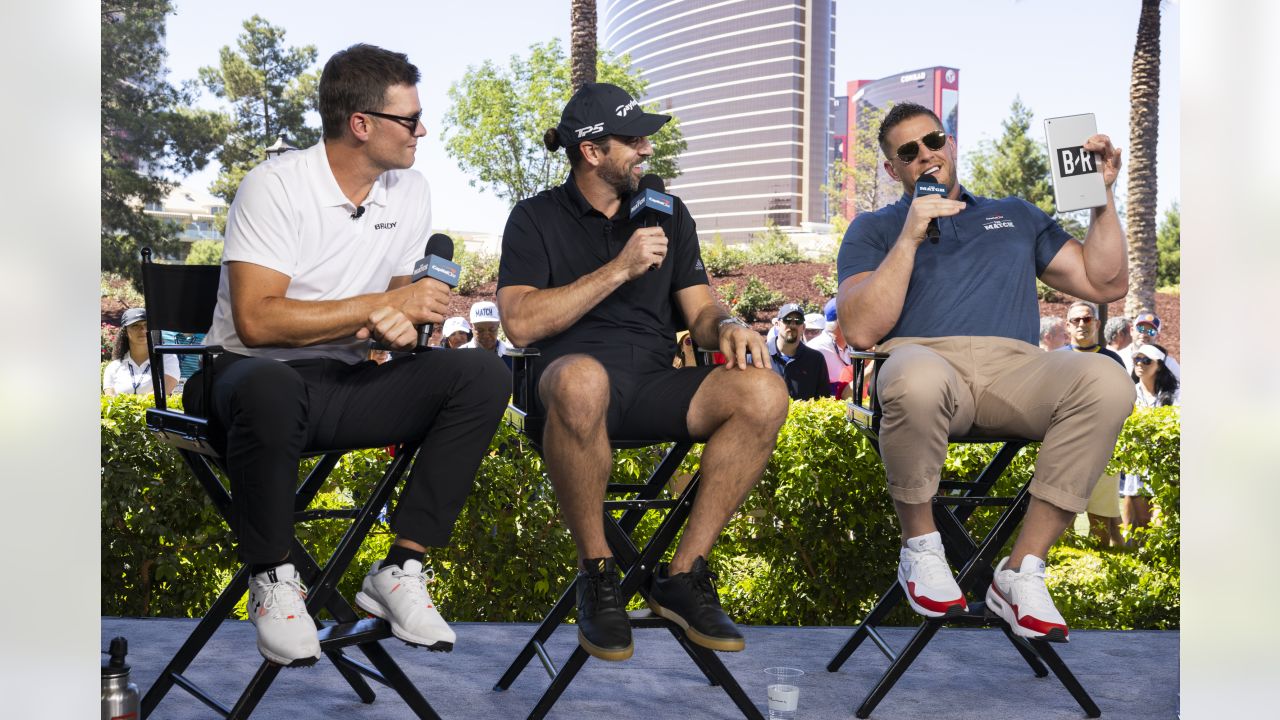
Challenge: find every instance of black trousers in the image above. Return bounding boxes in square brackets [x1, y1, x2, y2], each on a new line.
[186, 349, 510, 565]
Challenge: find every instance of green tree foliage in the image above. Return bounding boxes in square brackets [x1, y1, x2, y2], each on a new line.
[440, 40, 687, 206]
[965, 96, 1054, 214]
[199, 15, 320, 210]
[184, 239, 224, 265]
[101, 1, 226, 286]
[1156, 203, 1180, 288]
[823, 102, 896, 223]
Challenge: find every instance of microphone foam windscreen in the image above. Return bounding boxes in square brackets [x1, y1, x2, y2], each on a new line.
[424, 233, 454, 261]
[638, 174, 665, 194]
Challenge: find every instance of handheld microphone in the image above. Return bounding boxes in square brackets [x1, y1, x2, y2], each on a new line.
[629, 174, 674, 270]
[351, 206, 365, 220]
[411, 233, 460, 350]
[914, 173, 947, 244]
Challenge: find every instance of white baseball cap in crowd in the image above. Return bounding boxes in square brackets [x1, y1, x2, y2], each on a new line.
[442, 316, 471, 338]
[470, 301, 500, 324]
[804, 313, 824, 331]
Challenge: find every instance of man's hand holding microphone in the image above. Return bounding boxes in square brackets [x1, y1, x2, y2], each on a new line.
[357, 233, 459, 351]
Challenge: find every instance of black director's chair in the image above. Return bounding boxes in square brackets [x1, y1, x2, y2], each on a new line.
[827, 350, 1101, 719]
[492, 347, 765, 720]
[135, 248, 441, 719]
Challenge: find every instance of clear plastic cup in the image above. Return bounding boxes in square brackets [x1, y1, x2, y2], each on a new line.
[764, 666, 804, 719]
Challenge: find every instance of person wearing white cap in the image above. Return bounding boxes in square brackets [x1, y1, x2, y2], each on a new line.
[802, 313, 825, 343]
[460, 300, 511, 359]
[103, 307, 179, 396]
[440, 316, 472, 348]
[1131, 309, 1179, 380]
[1120, 342, 1180, 531]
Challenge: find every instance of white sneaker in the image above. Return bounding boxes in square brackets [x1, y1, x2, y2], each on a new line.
[247, 563, 321, 666]
[897, 531, 968, 618]
[986, 555, 1069, 642]
[355, 559, 455, 651]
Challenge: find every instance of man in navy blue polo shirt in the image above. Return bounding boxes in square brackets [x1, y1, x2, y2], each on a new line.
[836, 102, 1134, 643]
[497, 83, 789, 663]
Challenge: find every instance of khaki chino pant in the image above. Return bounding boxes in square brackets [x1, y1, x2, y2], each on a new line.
[875, 336, 1134, 513]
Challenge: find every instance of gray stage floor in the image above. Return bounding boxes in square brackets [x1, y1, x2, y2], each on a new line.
[104, 617, 1178, 720]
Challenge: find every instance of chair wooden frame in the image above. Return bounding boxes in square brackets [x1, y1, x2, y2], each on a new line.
[492, 347, 765, 720]
[135, 248, 442, 719]
[827, 349, 1101, 719]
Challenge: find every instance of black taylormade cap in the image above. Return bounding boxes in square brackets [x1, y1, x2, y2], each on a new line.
[555, 82, 671, 147]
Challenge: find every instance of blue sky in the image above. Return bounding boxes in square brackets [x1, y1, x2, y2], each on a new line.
[164, 0, 1180, 234]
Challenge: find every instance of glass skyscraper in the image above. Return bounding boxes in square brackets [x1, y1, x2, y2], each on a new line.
[601, 0, 836, 242]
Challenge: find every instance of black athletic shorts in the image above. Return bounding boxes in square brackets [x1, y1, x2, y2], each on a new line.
[532, 343, 718, 443]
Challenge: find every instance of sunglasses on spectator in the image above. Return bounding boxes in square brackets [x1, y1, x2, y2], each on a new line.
[1133, 356, 1156, 365]
[1136, 325, 1159, 336]
[1067, 317, 1095, 325]
[895, 130, 947, 163]
[360, 110, 422, 133]
[781, 318, 805, 327]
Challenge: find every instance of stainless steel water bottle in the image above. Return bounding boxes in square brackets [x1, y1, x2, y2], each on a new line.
[101, 636, 140, 720]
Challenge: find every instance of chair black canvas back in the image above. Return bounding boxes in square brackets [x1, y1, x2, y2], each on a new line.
[140, 257, 221, 335]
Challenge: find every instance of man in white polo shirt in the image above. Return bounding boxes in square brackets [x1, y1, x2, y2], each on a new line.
[193, 44, 508, 667]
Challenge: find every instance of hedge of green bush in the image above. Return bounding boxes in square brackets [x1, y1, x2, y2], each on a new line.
[102, 396, 1179, 629]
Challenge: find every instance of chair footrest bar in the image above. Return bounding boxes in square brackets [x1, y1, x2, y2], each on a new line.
[603, 499, 678, 511]
[864, 626, 897, 662]
[605, 483, 652, 493]
[317, 618, 393, 649]
[532, 640, 558, 679]
[933, 496, 1016, 507]
[295, 508, 361, 521]
[330, 653, 389, 688]
[171, 672, 231, 717]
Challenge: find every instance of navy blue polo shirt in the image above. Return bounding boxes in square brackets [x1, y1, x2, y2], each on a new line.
[837, 187, 1072, 346]
[498, 174, 709, 362]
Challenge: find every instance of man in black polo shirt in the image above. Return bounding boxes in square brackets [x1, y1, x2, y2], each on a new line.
[497, 83, 789, 662]
[770, 303, 829, 400]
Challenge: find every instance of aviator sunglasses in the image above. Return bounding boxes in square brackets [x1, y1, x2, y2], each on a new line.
[895, 129, 947, 163]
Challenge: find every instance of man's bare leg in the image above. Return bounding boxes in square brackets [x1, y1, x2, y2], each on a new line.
[538, 355, 614, 566]
[674, 366, 788, 573]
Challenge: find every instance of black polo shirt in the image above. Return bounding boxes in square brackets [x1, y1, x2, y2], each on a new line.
[498, 174, 709, 362]
[770, 341, 830, 401]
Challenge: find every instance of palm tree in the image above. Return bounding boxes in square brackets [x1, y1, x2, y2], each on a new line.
[570, 0, 597, 90]
[1125, 0, 1161, 316]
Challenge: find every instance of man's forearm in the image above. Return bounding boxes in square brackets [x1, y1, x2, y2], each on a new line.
[238, 292, 389, 348]
[840, 238, 919, 349]
[688, 303, 730, 350]
[501, 264, 627, 346]
[1081, 188, 1128, 296]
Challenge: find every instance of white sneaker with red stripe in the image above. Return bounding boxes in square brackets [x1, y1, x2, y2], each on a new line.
[247, 563, 321, 666]
[986, 555, 1069, 642]
[897, 531, 968, 618]
[356, 559, 455, 651]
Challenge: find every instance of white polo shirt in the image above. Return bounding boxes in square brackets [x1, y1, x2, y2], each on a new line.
[205, 141, 431, 364]
[103, 354, 179, 395]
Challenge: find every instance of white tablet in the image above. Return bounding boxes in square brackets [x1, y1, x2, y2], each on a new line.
[1044, 113, 1107, 212]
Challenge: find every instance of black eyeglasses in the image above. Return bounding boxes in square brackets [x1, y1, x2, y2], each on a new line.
[895, 129, 947, 163]
[1067, 317, 1095, 325]
[360, 110, 422, 133]
[1133, 357, 1155, 365]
